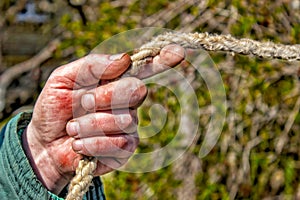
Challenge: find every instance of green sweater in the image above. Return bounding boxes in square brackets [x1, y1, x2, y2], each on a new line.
[0, 112, 106, 200]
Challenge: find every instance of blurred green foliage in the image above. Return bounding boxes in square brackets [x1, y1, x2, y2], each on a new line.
[58, 0, 300, 199]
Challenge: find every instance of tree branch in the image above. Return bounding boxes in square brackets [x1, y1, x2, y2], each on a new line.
[0, 38, 61, 113]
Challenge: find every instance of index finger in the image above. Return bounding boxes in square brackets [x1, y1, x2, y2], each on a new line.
[52, 53, 131, 88]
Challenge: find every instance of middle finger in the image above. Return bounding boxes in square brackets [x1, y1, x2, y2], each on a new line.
[81, 77, 147, 111]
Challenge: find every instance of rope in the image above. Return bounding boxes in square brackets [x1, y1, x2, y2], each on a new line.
[128, 32, 300, 76]
[65, 32, 300, 199]
[65, 157, 97, 200]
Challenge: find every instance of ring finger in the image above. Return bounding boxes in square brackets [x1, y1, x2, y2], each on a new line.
[66, 110, 138, 138]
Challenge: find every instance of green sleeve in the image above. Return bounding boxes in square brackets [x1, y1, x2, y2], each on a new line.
[0, 112, 106, 200]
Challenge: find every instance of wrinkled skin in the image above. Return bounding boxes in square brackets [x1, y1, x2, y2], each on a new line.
[23, 44, 185, 194]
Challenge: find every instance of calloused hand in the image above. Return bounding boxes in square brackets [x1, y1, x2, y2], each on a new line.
[23, 44, 185, 194]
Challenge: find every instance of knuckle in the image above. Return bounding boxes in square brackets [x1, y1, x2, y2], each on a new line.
[91, 117, 102, 129]
[115, 135, 138, 155]
[84, 53, 101, 61]
[119, 137, 130, 149]
[124, 134, 139, 152]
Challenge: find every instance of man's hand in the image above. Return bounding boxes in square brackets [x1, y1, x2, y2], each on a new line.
[23, 44, 184, 194]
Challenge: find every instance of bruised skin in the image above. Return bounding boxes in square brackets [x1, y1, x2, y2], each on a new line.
[23, 44, 185, 194]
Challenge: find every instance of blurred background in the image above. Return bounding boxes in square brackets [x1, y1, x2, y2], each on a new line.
[1, 0, 300, 199]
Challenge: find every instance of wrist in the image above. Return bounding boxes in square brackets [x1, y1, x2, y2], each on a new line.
[22, 123, 69, 194]
[21, 127, 47, 186]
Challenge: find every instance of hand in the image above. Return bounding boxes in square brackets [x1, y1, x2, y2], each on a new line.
[23, 44, 185, 194]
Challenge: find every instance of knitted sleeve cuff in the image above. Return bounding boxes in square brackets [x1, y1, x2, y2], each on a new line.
[0, 112, 50, 199]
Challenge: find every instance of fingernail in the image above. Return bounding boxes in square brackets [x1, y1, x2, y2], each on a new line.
[72, 140, 83, 151]
[67, 121, 80, 137]
[109, 53, 125, 61]
[82, 93, 95, 111]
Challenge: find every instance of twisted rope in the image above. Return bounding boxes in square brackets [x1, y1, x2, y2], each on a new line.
[65, 157, 97, 200]
[66, 32, 300, 199]
[128, 32, 300, 76]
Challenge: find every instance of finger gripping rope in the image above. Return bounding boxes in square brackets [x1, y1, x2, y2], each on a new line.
[129, 32, 300, 75]
[65, 32, 300, 200]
